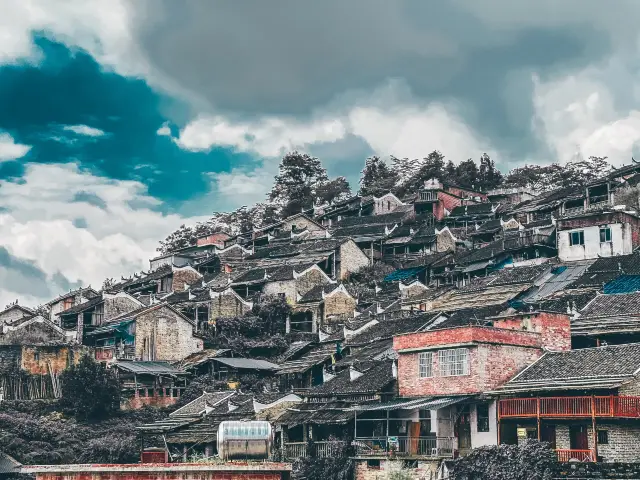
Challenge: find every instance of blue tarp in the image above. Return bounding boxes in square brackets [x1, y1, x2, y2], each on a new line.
[383, 266, 426, 283]
[603, 275, 640, 294]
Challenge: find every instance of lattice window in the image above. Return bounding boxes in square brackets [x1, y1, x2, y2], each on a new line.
[438, 348, 469, 377]
[418, 352, 433, 378]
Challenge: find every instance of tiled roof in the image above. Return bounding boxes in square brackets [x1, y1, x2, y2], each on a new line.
[603, 275, 640, 294]
[111, 361, 186, 376]
[586, 251, 640, 274]
[578, 292, 640, 318]
[331, 224, 390, 238]
[568, 271, 620, 289]
[306, 361, 395, 396]
[276, 343, 338, 374]
[449, 203, 494, 217]
[277, 401, 354, 426]
[533, 291, 598, 313]
[170, 391, 236, 417]
[0, 452, 20, 474]
[334, 212, 407, 227]
[212, 357, 280, 370]
[57, 294, 103, 316]
[298, 283, 341, 303]
[498, 343, 640, 392]
[334, 339, 395, 367]
[346, 313, 436, 346]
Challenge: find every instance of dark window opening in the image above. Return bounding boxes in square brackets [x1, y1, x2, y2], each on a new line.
[597, 430, 609, 445]
[569, 230, 585, 246]
[367, 460, 381, 470]
[402, 460, 418, 469]
[477, 404, 490, 432]
[599, 227, 612, 243]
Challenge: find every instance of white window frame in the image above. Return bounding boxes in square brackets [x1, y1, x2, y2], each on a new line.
[569, 230, 585, 246]
[438, 348, 469, 377]
[418, 352, 433, 378]
[599, 226, 612, 243]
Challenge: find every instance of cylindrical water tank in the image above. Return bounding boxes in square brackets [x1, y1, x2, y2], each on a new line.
[217, 420, 273, 460]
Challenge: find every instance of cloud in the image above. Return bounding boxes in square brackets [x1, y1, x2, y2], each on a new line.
[0, 132, 31, 161]
[0, 162, 206, 308]
[156, 122, 171, 137]
[63, 124, 106, 137]
[178, 80, 496, 161]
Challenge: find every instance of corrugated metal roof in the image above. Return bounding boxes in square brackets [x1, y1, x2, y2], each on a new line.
[212, 357, 280, 370]
[352, 396, 473, 412]
[111, 361, 186, 376]
[383, 267, 426, 283]
[85, 319, 133, 336]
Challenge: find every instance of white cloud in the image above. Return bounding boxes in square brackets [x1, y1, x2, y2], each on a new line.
[0, 132, 31, 161]
[63, 124, 106, 137]
[177, 80, 496, 162]
[531, 53, 640, 165]
[0, 162, 206, 308]
[156, 122, 171, 137]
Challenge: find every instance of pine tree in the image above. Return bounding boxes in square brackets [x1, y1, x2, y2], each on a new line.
[359, 156, 398, 197]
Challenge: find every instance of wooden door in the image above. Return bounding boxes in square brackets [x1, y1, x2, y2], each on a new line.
[569, 425, 589, 450]
[540, 424, 556, 449]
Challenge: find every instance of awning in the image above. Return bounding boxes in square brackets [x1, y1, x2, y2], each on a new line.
[351, 396, 473, 412]
[86, 319, 134, 337]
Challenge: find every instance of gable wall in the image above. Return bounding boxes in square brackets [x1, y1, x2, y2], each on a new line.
[134, 307, 202, 361]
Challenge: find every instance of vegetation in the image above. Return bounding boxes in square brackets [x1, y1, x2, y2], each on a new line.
[59, 354, 121, 421]
[451, 440, 556, 480]
[293, 439, 354, 480]
[0, 400, 165, 465]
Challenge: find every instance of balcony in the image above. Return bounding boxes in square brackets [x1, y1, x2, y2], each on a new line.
[418, 192, 438, 202]
[557, 449, 595, 463]
[283, 441, 346, 459]
[498, 396, 640, 419]
[353, 436, 455, 458]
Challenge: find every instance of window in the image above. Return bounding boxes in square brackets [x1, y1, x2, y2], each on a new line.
[63, 297, 74, 310]
[597, 430, 609, 445]
[418, 352, 433, 378]
[33, 352, 40, 361]
[402, 460, 418, 469]
[366, 460, 381, 470]
[159, 275, 173, 293]
[569, 230, 585, 246]
[438, 348, 469, 376]
[600, 227, 612, 243]
[477, 404, 490, 432]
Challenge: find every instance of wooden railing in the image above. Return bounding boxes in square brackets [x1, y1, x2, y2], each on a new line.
[353, 437, 455, 458]
[499, 396, 640, 418]
[557, 449, 595, 463]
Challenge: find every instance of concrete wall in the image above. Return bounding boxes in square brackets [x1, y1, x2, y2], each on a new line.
[134, 306, 203, 361]
[558, 223, 632, 261]
[469, 401, 498, 448]
[374, 193, 404, 215]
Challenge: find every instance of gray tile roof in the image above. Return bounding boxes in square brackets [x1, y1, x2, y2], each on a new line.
[498, 343, 640, 393]
[170, 391, 236, 417]
[212, 357, 280, 370]
[111, 361, 186, 376]
[578, 292, 640, 318]
[306, 361, 395, 397]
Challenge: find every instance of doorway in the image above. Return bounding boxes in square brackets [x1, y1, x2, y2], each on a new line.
[569, 425, 589, 450]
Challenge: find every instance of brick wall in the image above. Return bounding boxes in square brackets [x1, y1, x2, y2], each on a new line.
[0, 345, 21, 372]
[492, 312, 571, 351]
[172, 267, 203, 292]
[374, 194, 404, 215]
[122, 392, 180, 411]
[354, 459, 439, 480]
[593, 423, 640, 463]
[33, 470, 287, 480]
[20, 345, 72, 375]
[196, 233, 231, 247]
[134, 306, 203, 361]
[394, 326, 543, 351]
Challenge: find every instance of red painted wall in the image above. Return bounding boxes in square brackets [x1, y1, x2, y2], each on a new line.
[393, 326, 543, 351]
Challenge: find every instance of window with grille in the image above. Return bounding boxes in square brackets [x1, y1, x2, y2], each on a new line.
[599, 227, 612, 243]
[438, 348, 469, 376]
[597, 430, 609, 444]
[569, 230, 585, 246]
[418, 352, 433, 378]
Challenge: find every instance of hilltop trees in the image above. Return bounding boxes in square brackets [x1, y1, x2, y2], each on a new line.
[359, 156, 398, 197]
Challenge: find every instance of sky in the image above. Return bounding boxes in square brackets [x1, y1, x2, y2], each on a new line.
[3, 0, 640, 308]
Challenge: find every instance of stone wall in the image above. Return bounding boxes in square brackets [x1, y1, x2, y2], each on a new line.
[134, 306, 203, 361]
[374, 193, 404, 215]
[339, 240, 370, 279]
[208, 290, 252, 321]
[0, 345, 21, 372]
[0, 306, 31, 325]
[354, 458, 439, 480]
[263, 280, 298, 305]
[323, 290, 356, 324]
[555, 462, 640, 479]
[295, 268, 331, 296]
[20, 345, 83, 375]
[436, 229, 456, 252]
[283, 215, 325, 233]
[103, 295, 141, 322]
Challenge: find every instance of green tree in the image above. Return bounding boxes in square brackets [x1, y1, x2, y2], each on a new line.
[59, 355, 120, 421]
[478, 153, 503, 190]
[269, 151, 329, 217]
[359, 156, 399, 197]
[316, 176, 352, 204]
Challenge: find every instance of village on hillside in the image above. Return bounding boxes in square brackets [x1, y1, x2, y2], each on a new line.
[5, 153, 640, 479]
